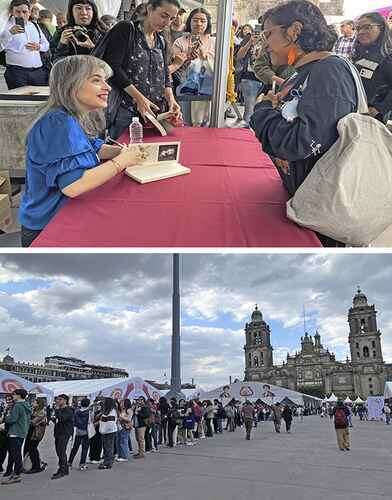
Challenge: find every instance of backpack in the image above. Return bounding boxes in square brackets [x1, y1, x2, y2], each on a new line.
[287, 56, 392, 247]
[184, 415, 195, 430]
[334, 408, 348, 428]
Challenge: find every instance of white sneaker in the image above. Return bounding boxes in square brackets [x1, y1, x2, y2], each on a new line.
[115, 458, 128, 462]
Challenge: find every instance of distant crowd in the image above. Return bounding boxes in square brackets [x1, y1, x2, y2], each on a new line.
[0, 388, 309, 485]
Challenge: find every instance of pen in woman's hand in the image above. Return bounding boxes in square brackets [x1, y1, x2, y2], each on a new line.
[106, 137, 126, 148]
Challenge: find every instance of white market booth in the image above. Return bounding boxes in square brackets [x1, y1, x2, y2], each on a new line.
[200, 381, 322, 408]
[162, 387, 206, 400]
[384, 382, 392, 399]
[326, 393, 338, 403]
[0, 368, 54, 401]
[43, 376, 161, 402]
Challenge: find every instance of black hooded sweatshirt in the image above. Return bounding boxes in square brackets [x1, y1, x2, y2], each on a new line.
[250, 55, 357, 197]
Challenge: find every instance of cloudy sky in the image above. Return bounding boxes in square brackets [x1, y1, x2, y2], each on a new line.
[0, 253, 391, 389]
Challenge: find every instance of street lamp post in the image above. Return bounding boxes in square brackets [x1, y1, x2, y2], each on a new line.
[166, 254, 185, 400]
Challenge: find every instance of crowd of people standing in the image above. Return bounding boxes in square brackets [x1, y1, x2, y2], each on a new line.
[0, 388, 306, 485]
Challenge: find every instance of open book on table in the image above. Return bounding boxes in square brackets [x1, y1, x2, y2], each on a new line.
[125, 141, 190, 184]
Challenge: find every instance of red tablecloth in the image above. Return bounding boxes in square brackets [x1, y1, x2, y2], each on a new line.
[32, 128, 321, 247]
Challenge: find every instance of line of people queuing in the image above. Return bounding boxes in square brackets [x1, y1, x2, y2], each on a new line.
[0, 389, 303, 485]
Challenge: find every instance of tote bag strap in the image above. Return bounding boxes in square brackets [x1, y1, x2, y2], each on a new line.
[335, 55, 369, 114]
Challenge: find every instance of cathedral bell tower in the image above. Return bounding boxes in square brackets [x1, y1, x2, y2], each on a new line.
[348, 287, 383, 364]
[244, 305, 273, 381]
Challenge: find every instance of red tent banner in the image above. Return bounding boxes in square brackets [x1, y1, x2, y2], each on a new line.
[375, 6, 392, 16]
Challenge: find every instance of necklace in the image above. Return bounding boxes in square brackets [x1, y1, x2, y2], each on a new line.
[142, 23, 156, 49]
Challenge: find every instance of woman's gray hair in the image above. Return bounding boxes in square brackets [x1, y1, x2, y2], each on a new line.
[31, 55, 113, 136]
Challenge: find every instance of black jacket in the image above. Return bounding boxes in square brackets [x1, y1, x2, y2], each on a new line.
[353, 42, 392, 120]
[135, 406, 151, 428]
[250, 56, 357, 197]
[74, 408, 89, 432]
[282, 407, 293, 422]
[54, 407, 74, 437]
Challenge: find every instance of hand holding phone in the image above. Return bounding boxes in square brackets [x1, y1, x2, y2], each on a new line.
[14, 17, 25, 32]
[10, 23, 24, 35]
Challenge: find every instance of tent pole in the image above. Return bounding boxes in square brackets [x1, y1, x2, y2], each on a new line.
[210, 0, 234, 128]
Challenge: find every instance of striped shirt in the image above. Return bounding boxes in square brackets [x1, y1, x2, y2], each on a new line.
[333, 35, 356, 60]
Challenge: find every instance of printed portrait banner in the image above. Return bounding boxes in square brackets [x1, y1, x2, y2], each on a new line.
[43, 376, 160, 402]
[201, 381, 321, 406]
[367, 396, 385, 419]
[95, 377, 161, 402]
[0, 368, 53, 399]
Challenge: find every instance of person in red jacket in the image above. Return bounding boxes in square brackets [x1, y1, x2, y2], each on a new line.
[333, 401, 350, 451]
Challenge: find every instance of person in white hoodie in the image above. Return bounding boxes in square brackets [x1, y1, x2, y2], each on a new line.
[0, 0, 49, 89]
[98, 398, 117, 470]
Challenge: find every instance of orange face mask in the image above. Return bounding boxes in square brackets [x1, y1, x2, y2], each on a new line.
[287, 46, 299, 66]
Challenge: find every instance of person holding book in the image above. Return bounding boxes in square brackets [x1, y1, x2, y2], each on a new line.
[19, 55, 145, 247]
[170, 7, 215, 126]
[96, 0, 182, 139]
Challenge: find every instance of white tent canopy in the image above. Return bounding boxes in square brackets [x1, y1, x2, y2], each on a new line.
[344, 396, 353, 404]
[0, 368, 53, 400]
[162, 387, 206, 401]
[200, 381, 321, 407]
[384, 382, 392, 399]
[326, 393, 338, 403]
[43, 376, 161, 402]
[355, 396, 365, 404]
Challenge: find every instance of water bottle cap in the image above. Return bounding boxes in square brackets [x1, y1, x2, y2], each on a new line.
[132, 117, 140, 123]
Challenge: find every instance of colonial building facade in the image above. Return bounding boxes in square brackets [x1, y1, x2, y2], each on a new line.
[244, 289, 392, 398]
[0, 355, 128, 383]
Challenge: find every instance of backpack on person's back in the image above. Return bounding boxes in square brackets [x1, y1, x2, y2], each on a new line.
[334, 408, 348, 428]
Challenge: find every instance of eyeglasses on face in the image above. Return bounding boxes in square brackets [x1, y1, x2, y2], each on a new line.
[259, 25, 285, 44]
[355, 23, 382, 33]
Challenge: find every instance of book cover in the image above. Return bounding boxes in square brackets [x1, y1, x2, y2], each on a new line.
[125, 142, 190, 184]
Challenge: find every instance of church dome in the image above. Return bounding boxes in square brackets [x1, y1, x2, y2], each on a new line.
[353, 287, 368, 307]
[251, 305, 263, 321]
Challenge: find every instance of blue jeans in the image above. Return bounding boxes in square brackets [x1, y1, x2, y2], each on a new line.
[240, 79, 264, 124]
[116, 429, 130, 459]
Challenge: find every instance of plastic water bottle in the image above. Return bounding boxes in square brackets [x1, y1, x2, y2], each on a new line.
[129, 117, 143, 144]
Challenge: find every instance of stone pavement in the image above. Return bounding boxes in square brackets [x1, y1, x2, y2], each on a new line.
[2, 415, 392, 500]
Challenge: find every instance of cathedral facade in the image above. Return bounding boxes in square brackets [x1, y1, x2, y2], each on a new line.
[244, 289, 392, 398]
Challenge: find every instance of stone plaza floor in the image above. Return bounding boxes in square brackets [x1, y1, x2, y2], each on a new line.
[2, 415, 392, 500]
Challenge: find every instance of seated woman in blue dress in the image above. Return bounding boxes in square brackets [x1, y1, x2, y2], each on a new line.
[19, 55, 143, 247]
